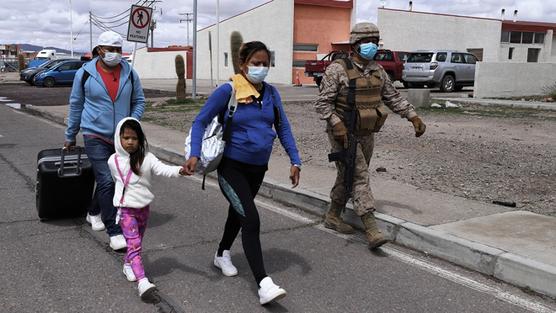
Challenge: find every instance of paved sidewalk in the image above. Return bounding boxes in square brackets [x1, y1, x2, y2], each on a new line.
[13, 102, 556, 300]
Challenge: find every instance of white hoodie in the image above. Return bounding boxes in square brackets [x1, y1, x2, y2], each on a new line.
[108, 117, 182, 209]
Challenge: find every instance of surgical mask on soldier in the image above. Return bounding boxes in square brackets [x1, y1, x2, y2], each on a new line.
[246, 66, 269, 84]
[102, 52, 122, 67]
[358, 42, 378, 60]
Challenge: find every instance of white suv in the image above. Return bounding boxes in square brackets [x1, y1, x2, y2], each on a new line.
[402, 50, 477, 92]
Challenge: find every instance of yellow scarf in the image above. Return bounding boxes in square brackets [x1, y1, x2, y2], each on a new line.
[231, 74, 260, 104]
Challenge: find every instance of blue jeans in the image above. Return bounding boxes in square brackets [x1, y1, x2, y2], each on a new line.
[84, 136, 121, 236]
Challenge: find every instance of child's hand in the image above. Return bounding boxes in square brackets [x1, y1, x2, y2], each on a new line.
[179, 167, 187, 176]
[183, 157, 198, 176]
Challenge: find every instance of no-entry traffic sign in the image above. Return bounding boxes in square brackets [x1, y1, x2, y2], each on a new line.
[127, 5, 152, 43]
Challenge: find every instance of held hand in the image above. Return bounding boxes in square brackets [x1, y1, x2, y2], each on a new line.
[289, 165, 300, 188]
[179, 167, 187, 176]
[410, 116, 426, 137]
[332, 122, 348, 147]
[63, 141, 76, 150]
[183, 157, 198, 176]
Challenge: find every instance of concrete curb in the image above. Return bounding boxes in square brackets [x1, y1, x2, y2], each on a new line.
[433, 98, 556, 111]
[20, 104, 556, 299]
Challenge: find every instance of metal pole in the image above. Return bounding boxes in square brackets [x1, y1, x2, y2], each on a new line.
[192, 0, 197, 99]
[216, 0, 220, 86]
[69, 0, 74, 58]
[89, 11, 93, 53]
[131, 43, 137, 69]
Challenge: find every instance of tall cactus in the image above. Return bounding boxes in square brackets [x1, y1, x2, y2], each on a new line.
[230, 31, 243, 74]
[175, 54, 186, 100]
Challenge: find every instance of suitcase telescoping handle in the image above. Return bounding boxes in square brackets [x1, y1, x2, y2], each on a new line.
[58, 146, 84, 178]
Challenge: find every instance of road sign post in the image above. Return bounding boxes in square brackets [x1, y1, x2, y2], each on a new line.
[127, 5, 153, 44]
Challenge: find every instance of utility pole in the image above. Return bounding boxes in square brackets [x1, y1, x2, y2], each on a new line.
[179, 13, 193, 46]
[216, 0, 220, 86]
[89, 11, 93, 53]
[192, 0, 197, 99]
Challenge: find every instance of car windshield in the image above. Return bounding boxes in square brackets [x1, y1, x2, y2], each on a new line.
[407, 53, 434, 63]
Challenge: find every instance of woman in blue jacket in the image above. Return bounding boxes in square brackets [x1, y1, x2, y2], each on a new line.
[64, 31, 145, 251]
[184, 41, 301, 305]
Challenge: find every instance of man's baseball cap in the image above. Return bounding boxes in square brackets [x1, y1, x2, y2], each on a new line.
[96, 31, 123, 48]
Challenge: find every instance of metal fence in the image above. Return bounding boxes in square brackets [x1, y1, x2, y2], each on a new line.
[0, 57, 21, 72]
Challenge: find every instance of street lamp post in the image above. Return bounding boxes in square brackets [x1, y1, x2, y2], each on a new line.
[69, 0, 74, 58]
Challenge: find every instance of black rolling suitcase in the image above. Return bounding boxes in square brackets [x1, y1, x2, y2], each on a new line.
[36, 147, 95, 220]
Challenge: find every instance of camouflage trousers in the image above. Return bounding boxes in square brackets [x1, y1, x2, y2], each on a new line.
[327, 131, 375, 216]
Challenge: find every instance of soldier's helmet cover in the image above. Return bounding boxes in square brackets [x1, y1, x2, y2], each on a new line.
[349, 22, 380, 44]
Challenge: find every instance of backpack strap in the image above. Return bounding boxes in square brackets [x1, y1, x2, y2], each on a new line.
[81, 70, 90, 97]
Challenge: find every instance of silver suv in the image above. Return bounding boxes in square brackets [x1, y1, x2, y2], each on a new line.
[402, 50, 477, 92]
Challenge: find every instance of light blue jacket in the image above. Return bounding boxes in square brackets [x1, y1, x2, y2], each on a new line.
[65, 57, 145, 143]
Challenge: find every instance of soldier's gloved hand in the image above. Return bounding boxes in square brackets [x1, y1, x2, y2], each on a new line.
[409, 116, 426, 137]
[332, 122, 348, 146]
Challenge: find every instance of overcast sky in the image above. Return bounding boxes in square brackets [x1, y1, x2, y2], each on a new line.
[1, 0, 554, 53]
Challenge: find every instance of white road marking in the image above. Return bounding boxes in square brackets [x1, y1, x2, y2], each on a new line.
[252, 193, 555, 313]
[5, 103, 21, 109]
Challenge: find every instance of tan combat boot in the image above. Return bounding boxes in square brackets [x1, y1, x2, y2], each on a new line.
[361, 212, 388, 250]
[323, 205, 355, 234]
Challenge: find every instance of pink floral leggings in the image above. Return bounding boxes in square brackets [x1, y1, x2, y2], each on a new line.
[120, 206, 150, 280]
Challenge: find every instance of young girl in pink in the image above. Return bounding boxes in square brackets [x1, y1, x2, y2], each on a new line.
[108, 117, 185, 299]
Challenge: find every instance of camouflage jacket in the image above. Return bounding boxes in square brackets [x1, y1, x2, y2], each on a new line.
[314, 58, 417, 127]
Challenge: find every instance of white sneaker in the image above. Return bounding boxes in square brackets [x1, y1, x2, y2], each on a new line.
[138, 278, 156, 299]
[213, 250, 238, 277]
[86, 213, 105, 231]
[123, 263, 136, 282]
[258, 276, 287, 305]
[109, 234, 127, 251]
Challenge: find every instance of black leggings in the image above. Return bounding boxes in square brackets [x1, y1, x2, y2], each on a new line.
[217, 158, 268, 284]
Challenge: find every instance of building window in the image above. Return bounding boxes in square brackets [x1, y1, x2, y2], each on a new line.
[522, 32, 534, 44]
[224, 52, 228, 67]
[534, 32, 545, 44]
[293, 43, 318, 52]
[270, 51, 275, 67]
[510, 32, 522, 43]
[501, 31, 510, 43]
[527, 48, 540, 62]
[508, 47, 514, 60]
[292, 60, 306, 67]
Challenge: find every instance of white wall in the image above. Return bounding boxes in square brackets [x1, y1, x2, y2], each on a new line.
[133, 47, 188, 79]
[377, 9, 501, 62]
[474, 62, 556, 98]
[196, 0, 294, 85]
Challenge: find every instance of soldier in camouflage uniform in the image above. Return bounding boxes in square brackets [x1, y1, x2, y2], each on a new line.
[314, 22, 426, 250]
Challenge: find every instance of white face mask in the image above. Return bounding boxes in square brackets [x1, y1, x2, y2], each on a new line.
[102, 52, 122, 67]
[246, 66, 269, 84]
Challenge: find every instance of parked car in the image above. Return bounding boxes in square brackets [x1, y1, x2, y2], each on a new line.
[304, 49, 408, 86]
[33, 60, 87, 87]
[373, 49, 409, 83]
[402, 50, 477, 92]
[20, 59, 73, 85]
[304, 50, 350, 86]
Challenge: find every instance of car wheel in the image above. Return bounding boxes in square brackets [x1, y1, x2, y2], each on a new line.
[315, 76, 322, 87]
[43, 77, 55, 88]
[25, 80, 33, 86]
[440, 75, 455, 92]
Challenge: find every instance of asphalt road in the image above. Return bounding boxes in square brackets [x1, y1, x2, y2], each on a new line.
[0, 103, 554, 313]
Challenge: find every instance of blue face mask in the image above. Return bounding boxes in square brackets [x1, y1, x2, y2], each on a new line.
[246, 66, 269, 84]
[358, 42, 378, 60]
